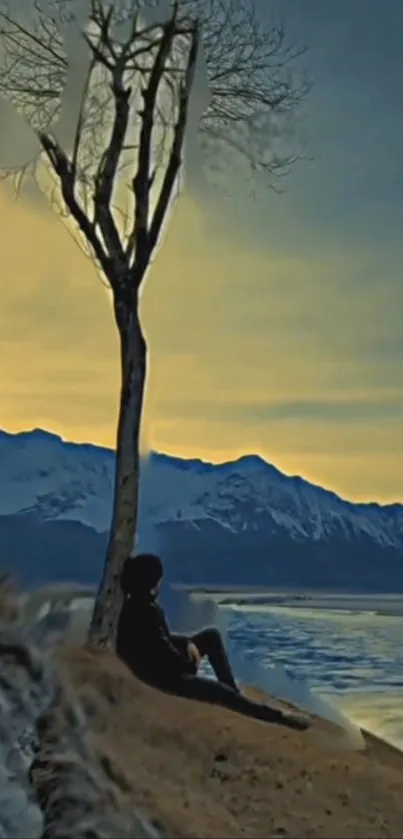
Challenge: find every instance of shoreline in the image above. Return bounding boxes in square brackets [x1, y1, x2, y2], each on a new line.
[179, 584, 403, 598]
[362, 727, 403, 772]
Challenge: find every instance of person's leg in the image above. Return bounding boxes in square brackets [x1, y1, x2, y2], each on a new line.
[171, 673, 310, 731]
[190, 627, 239, 691]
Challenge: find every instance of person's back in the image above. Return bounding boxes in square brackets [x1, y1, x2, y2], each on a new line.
[116, 553, 196, 686]
[116, 591, 152, 679]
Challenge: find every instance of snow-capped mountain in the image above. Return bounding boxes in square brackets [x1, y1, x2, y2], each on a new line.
[0, 429, 114, 532]
[1, 428, 403, 590]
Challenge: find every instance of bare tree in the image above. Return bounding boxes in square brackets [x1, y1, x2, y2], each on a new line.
[0, 0, 309, 647]
[0, 0, 309, 182]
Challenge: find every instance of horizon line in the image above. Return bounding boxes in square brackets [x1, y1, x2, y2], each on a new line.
[2, 424, 402, 511]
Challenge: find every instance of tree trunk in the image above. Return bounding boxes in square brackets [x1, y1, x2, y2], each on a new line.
[88, 299, 147, 648]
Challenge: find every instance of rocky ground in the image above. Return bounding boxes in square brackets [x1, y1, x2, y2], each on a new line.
[0, 578, 159, 839]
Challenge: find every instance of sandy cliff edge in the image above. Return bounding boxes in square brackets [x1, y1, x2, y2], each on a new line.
[3, 577, 403, 838]
[58, 644, 403, 839]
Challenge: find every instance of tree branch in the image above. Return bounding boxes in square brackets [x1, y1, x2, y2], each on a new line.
[127, 8, 178, 269]
[0, 0, 310, 195]
[146, 23, 199, 260]
[38, 131, 111, 276]
[92, 76, 130, 274]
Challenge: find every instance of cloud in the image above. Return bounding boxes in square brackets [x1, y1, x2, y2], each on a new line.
[154, 393, 403, 425]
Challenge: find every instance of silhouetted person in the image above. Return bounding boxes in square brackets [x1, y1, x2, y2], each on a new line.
[116, 553, 310, 732]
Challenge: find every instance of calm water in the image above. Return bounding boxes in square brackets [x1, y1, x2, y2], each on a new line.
[215, 592, 403, 749]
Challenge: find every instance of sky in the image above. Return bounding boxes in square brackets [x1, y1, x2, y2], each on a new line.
[1, 0, 403, 503]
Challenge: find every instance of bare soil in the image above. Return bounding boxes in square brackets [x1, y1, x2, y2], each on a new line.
[59, 645, 403, 838]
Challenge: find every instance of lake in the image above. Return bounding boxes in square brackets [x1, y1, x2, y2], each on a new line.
[213, 592, 403, 749]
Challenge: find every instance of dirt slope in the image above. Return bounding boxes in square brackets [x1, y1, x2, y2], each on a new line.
[59, 645, 403, 839]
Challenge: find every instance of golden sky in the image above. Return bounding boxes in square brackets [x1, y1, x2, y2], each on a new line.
[1, 180, 402, 504]
[1, 0, 403, 505]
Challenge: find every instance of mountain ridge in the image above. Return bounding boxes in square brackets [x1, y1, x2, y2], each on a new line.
[2, 426, 401, 510]
[1, 427, 402, 589]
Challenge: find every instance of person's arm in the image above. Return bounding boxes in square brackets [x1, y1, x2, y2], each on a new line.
[146, 606, 196, 679]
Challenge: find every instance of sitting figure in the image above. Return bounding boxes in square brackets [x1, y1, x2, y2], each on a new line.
[116, 553, 310, 731]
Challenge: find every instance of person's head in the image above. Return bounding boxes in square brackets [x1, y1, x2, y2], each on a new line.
[120, 553, 163, 599]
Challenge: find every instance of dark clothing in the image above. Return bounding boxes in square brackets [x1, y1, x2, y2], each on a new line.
[116, 594, 196, 684]
[167, 671, 291, 725]
[116, 594, 307, 730]
[168, 628, 286, 724]
[171, 628, 239, 692]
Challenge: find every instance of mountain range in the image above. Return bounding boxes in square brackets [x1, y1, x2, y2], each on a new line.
[1, 427, 403, 590]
